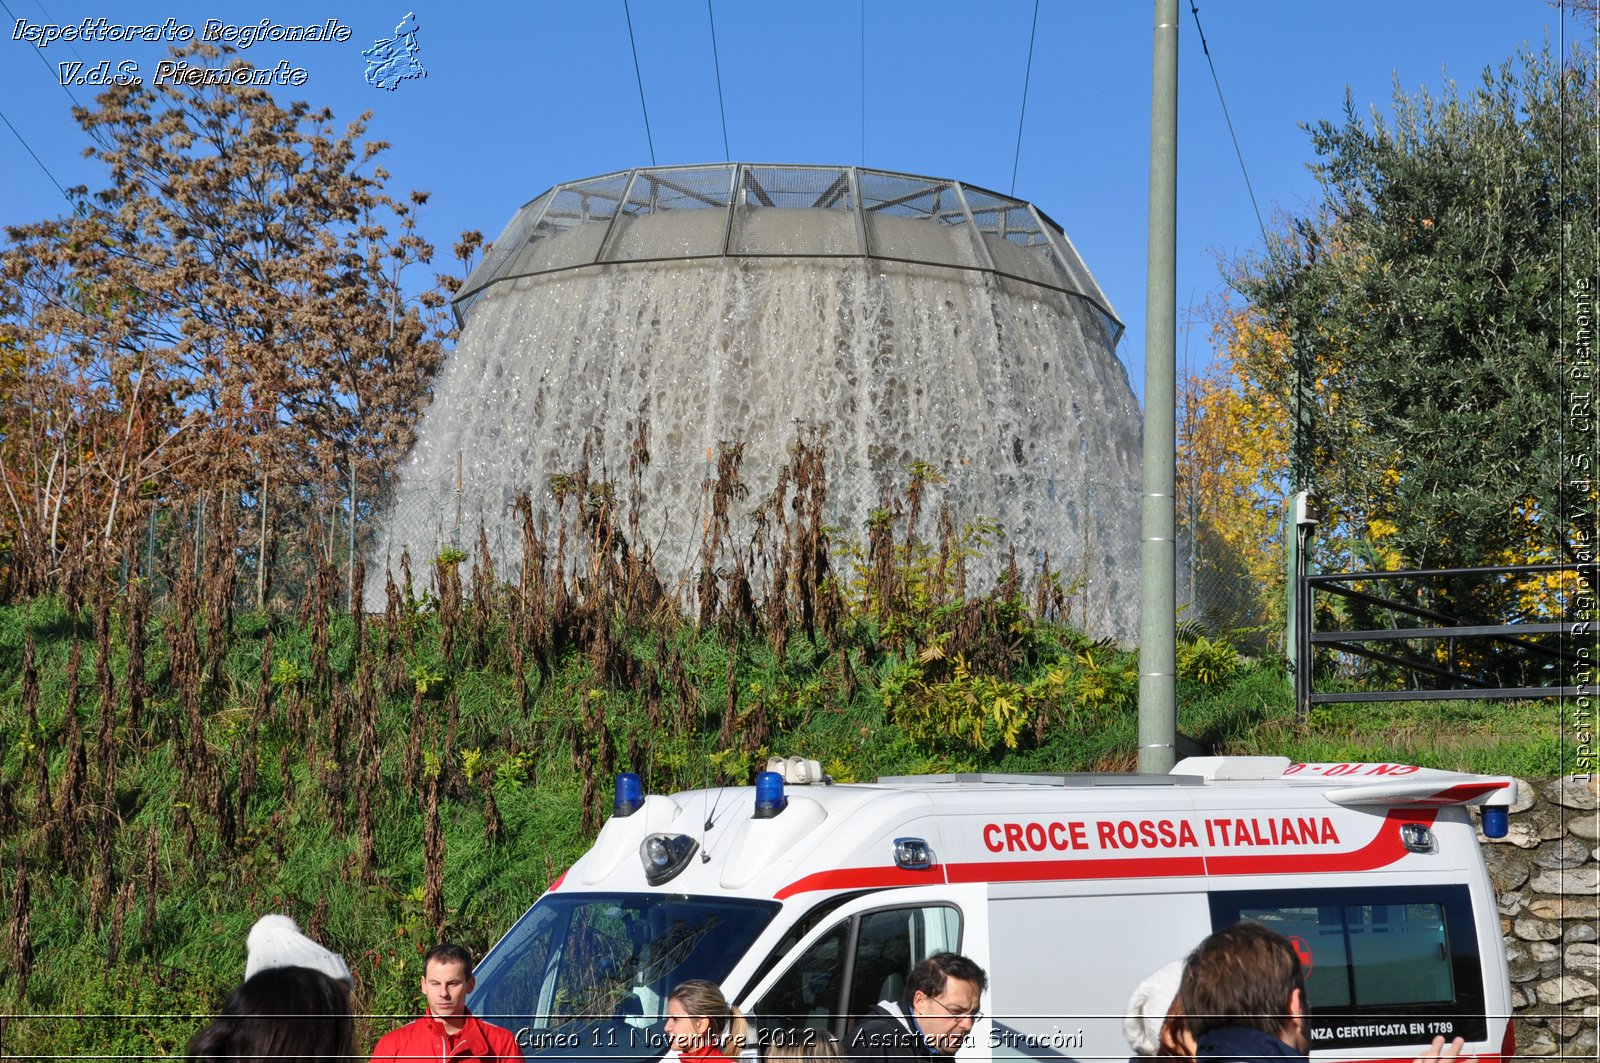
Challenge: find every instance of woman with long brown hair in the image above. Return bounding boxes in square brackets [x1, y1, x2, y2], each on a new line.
[664, 980, 751, 1063]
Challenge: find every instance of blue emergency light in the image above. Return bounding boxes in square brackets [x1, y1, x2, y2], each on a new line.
[614, 772, 644, 817]
[754, 771, 787, 818]
[1480, 805, 1508, 839]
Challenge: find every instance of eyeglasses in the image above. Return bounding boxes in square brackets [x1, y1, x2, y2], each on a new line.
[924, 996, 983, 1024]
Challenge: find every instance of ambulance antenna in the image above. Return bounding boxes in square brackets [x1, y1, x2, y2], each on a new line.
[701, 786, 731, 860]
[704, 787, 725, 831]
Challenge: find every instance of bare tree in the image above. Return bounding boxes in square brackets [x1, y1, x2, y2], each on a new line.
[0, 42, 476, 597]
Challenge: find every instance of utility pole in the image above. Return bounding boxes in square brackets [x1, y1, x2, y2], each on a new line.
[1138, 0, 1179, 774]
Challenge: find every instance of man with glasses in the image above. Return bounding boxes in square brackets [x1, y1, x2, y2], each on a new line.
[846, 952, 988, 1063]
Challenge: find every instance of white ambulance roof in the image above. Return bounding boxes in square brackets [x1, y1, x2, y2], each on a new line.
[554, 758, 1515, 902]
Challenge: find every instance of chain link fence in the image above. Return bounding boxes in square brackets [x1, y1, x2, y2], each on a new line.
[1176, 520, 1281, 654]
[369, 458, 1165, 646]
[122, 461, 1269, 651]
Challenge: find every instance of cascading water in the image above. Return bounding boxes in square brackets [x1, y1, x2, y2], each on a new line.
[370, 165, 1143, 640]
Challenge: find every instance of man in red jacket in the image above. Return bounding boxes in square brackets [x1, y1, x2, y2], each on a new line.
[371, 943, 520, 1062]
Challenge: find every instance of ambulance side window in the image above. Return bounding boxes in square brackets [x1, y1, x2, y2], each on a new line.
[1345, 902, 1454, 1005]
[742, 893, 860, 995]
[845, 906, 961, 1018]
[1211, 886, 1484, 1052]
[754, 921, 851, 1032]
[752, 904, 960, 1043]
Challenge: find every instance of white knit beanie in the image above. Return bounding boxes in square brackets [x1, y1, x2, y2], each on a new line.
[244, 913, 352, 986]
[1123, 959, 1184, 1056]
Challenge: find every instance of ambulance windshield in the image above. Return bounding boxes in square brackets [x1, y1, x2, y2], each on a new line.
[469, 892, 781, 1060]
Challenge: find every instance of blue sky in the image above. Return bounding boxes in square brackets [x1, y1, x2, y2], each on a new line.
[0, 1, 1587, 400]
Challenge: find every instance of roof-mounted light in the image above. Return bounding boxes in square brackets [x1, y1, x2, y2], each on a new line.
[1481, 805, 1509, 839]
[640, 833, 698, 885]
[614, 773, 644, 818]
[765, 756, 828, 784]
[894, 837, 934, 870]
[1399, 823, 1436, 853]
[754, 771, 787, 819]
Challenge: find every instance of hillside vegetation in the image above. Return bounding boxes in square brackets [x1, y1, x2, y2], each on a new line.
[0, 453, 1560, 1058]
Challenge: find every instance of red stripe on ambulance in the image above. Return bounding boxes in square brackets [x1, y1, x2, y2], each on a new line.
[1205, 811, 1434, 875]
[948, 853, 1208, 882]
[775, 864, 948, 899]
[1415, 782, 1508, 805]
[774, 810, 1437, 897]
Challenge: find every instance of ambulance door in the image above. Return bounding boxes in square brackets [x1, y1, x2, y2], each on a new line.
[736, 884, 991, 1051]
[986, 886, 1212, 1063]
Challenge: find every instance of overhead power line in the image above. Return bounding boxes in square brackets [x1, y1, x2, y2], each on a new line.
[0, 0, 84, 113]
[623, 0, 657, 166]
[0, 0, 94, 211]
[1010, 0, 1040, 196]
[0, 105, 72, 203]
[707, 0, 730, 162]
[1187, 0, 1269, 249]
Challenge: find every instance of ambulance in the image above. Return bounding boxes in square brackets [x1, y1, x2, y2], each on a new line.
[468, 756, 1518, 1063]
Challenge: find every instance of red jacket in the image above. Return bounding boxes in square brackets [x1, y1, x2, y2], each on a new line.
[679, 1042, 738, 1063]
[371, 1011, 520, 1062]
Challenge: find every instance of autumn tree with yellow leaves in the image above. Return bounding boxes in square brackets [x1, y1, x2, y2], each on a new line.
[1177, 306, 1291, 640]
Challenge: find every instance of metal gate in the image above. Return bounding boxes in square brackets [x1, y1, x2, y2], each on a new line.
[1293, 562, 1598, 717]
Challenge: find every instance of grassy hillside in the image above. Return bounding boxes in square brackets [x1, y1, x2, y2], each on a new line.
[0, 496, 1561, 1056]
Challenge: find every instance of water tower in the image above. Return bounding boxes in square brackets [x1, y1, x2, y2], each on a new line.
[376, 164, 1141, 639]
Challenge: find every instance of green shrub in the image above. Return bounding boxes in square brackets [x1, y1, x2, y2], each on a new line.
[1177, 634, 1240, 687]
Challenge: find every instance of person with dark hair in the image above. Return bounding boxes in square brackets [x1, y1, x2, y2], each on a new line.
[845, 952, 987, 1063]
[370, 942, 518, 1062]
[1156, 998, 1195, 1061]
[187, 965, 355, 1062]
[664, 979, 751, 1063]
[1178, 922, 1477, 1063]
[1178, 922, 1310, 1063]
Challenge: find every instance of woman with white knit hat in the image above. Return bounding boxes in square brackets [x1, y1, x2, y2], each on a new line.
[244, 913, 352, 989]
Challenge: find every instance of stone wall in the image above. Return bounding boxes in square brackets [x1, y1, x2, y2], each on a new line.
[1480, 774, 1599, 1058]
